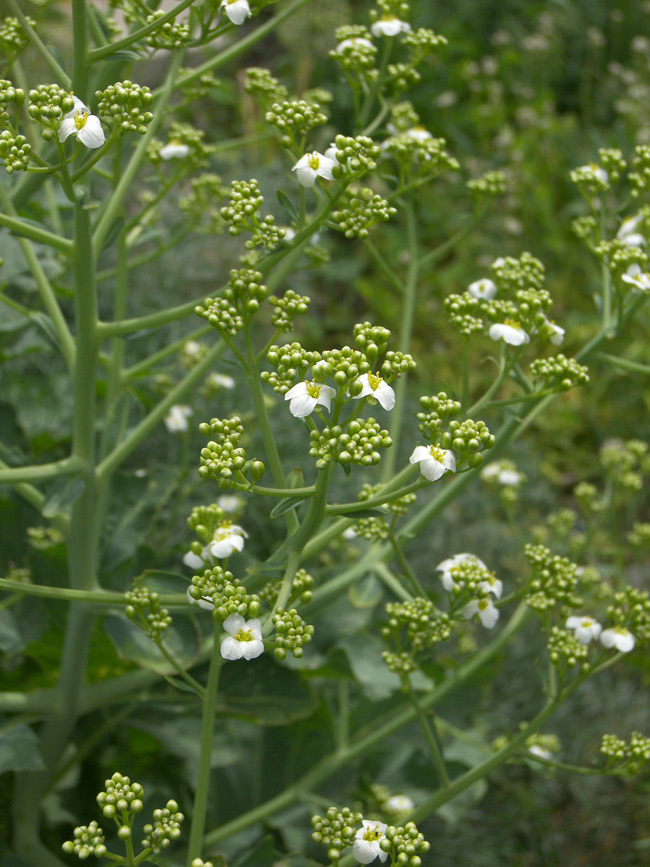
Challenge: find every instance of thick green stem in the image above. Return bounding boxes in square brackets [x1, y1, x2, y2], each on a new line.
[0, 212, 73, 254]
[187, 623, 222, 863]
[0, 456, 82, 484]
[71, 0, 89, 98]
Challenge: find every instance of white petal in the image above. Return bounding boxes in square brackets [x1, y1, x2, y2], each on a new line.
[285, 382, 308, 400]
[220, 636, 244, 660]
[479, 603, 499, 629]
[58, 118, 76, 143]
[289, 393, 318, 417]
[223, 613, 247, 636]
[246, 618, 263, 640]
[183, 551, 205, 570]
[78, 115, 105, 148]
[442, 450, 457, 472]
[419, 457, 446, 482]
[294, 164, 317, 187]
[489, 323, 530, 345]
[316, 384, 336, 412]
[240, 638, 264, 660]
[315, 155, 337, 180]
[409, 445, 431, 464]
[221, 0, 251, 24]
[468, 278, 497, 300]
[375, 381, 396, 411]
[160, 142, 190, 160]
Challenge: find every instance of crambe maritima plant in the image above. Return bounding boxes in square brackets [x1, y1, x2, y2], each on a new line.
[1, 0, 650, 865]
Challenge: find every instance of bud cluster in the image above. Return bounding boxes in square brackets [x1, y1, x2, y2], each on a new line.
[145, 11, 190, 48]
[383, 132, 458, 175]
[439, 418, 495, 468]
[179, 173, 228, 233]
[189, 566, 261, 621]
[262, 342, 322, 394]
[196, 268, 267, 335]
[383, 597, 453, 658]
[330, 26, 378, 76]
[197, 415, 247, 485]
[467, 169, 507, 197]
[416, 392, 461, 440]
[142, 800, 184, 853]
[0, 130, 30, 173]
[524, 544, 582, 611]
[607, 586, 650, 642]
[96, 772, 144, 822]
[125, 584, 172, 642]
[359, 481, 417, 517]
[529, 354, 589, 392]
[629, 144, 650, 196]
[96, 81, 154, 134]
[309, 418, 393, 469]
[331, 134, 382, 178]
[491, 252, 545, 292]
[187, 503, 227, 544]
[332, 187, 397, 238]
[628, 521, 650, 547]
[271, 607, 314, 659]
[383, 822, 431, 866]
[220, 179, 285, 250]
[547, 625, 589, 671]
[27, 84, 74, 139]
[149, 122, 213, 167]
[311, 807, 363, 862]
[601, 732, 650, 774]
[349, 515, 389, 541]
[269, 289, 311, 332]
[595, 239, 647, 284]
[0, 16, 34, 57]
[265, 99, 328, 149]
[444, 292, 484, 335]
[245, 67, 288, 108]
[600, 438, 650, 490]
[27, 525, 64, 548]
[0, 78, 25, 126]
[260, 568, 313, 607]
[571, 163, 610, 197]
[179, 69, 221, 103]
[62, 822, 107, 860]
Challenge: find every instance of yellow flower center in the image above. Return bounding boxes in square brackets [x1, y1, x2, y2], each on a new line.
[305, 380, 322, 398]
[215, 520, 233, 540]
[307, 153, 321, 170]
[380, 14, 397, 21]
[367, 372, 382, 391]
[503, 319, 522, 330]
[234, 627, 255, 642]
[478, 599, 490, 611]
[74, 111, 89, 130]
[428, 445, 445, 461]
[363, 825, 384, 842]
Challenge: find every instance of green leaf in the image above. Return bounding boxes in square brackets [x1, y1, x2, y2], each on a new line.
[287, 467, 305, 488]
[231, 834, 282, 867]
[103, 614, 200, 675]
[0, 610, 23, 653]
[0, 305, 28, 333]
[219, 654, 315, 725]
[42, 477, 85, 518]
[340, 507, 388, 519]
[0, 724, 45, 775]
[110, 50, 144, 62]
[269, 496, 305, 518]
[276, 189, 299, 223]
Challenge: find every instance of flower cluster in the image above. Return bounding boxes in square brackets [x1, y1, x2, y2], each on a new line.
[141, 801, 184, 853]
[467, 169, 507, 197]
[262, 342, 322, 394]
[149, 122, 213, 166]
[27, 84, 75, 139]
[330, 134, 382, 178]
[309, 418, 393, 468]
[332, 187, 397, 238]
[382, 597, 452, 673]
[0, 15, 34, 57]
[382, 130, 458, 176]
[269, 289, 311, 332]
[629, 144, 650, 196]
[260, 568, 314, 607]
[0, 78, 25, 126]
[96, 772, 144, 822]
[311, 807, 363, 862]
[547, 625, 589, 672]
[437, 553, 502, 628]
[600, 438, 650, 491]
[179, 173, 228, 233]
[125, 584, 172, 642]
[184, 517, 248, 567]
[188, 565, 261, 621]
[331, 26, 378, 77]
[271, 607, 315, 659]
[196, 268, 267, 335]
[570, 162, 611, 198]
[145, 10, 190, 48]
[62, 822, 107, 860]
[244, 67, 288, 109]
[219, 179, 285, 250]
[0, 130, 30, 173]
[529, 354, 589, 392]
[606, 585, 650, 643]
[481, 459, 526, 505]
[265, 98, 328, 149]
[601, 732, 650, 775]
[197, 416, 261, 487]
[524, 544, 582, 611]
[96, 80, 154, 135]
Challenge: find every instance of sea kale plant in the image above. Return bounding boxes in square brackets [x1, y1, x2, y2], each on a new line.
[1, 1, 650, 865]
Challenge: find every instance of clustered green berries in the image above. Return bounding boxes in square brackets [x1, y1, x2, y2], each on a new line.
[524, 544, 582, 611]
[310, 418, 393, 468]
[245, 67, 288, 108]
[529, 354, 589, 392]
[0, 15, 35, 56]
[0, 130, 30, 173]
[547, 625, 589, 672]
[179, 173, 228, 232]
[311, 807, 363, 861]
[384, 822, 431, 866]
[219, 179, 285, 250]
[96, 81, 154, 134]
[0, 78, 25, 126]
[142, 800, 184, 853]
[125, 584, 172, 642]
[629, 144, 650, 196]
[601, 732, 650, 774]
[97, 772, 144, 822]
[467, 169, 507, 197]
[332, 187, 397, 238]
[269, 289, 311, 332]
[190, 566, 261, 621]
[272, 607, 314, 659]
[145, 10, 190, 47]
[265, 98, 328, 149]
[383, 597, 452, 661]
[62, 822, 106, 860]
[261, 568, 314, 607]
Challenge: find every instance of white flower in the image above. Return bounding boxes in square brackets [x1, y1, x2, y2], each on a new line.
[576, 163, 609, 185]
[566, 615, 602, 644]
[489, 321, 530, 346]
[480, 463, 501, 481]
[220, 0, 251, 25]
[620, 233, 646, 248]
[463, 597, 500, 629]
[352, 820, 388, 864]
[498, 468, 523, 486]
[409, 444, 456, 482]
[436, 553, 486, 591]
[218, 494, 244, 513]
[285, 380, 336, 417]
[405, 126, 433, 142]
[370, 16, 411, 37]
[208, 372, 236, 389]
[184, 340, 202, 356]
[622, 264, 650, 292]
[600, 626, 636, 653]
[164, 404, 193, 433]
[336, 37, 374, 52]
[183, 550, 207, 570]
[477, 573, 503, 599]
[207, 522, 248, 559]
[343, 526, 358, 540]
[384, 794, 414, 814]
[528, 744, 554, 761]
[58, 96, 105, 149]
[352, 373, 395, 411]
[160, 142, 190, 160]
[617, 214, 644, 239]
[468, 278, 497, 300]
[546, 320, 565, 346]
[220, 614, 264, 661]
[292, 151, 337, 187]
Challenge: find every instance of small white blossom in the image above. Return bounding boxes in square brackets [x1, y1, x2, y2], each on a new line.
[207, 522, 248, 559]
[384, 794, 414, 814]
[468, 278, 497, 300]
[371, 16, 411, 37]
[463, 597, 500, 629]
[498, 468, 523, 485]
[566, 615, 602, 644]
[617, 214, 644, 239]
[285, 380, 336, 418]
[405, 126, 433, 142]
[600, 626, 636, 653]
[160, 142, 190, 160]
[409, 444, 456, 482]
[436, 553, 486, 592]
[343, 526, 358, 540]
[528, 744, 554, 761]
[58, 96, 105, 149]
[218, 494, 244, 513]
[292, 151, 337, 187]
[352, 820, 388, 864]
[184, 340, 202, 356]
[620, 233, 646, 249]
[622, 264, 650, 292]
[352, 373, 395, 411]
[220, 0, 251, 25]
[220, 614, 264, 661]
[489, 321, 530, 346]
[208, 372, 236, 389]
[164, 404, 193, 433]
[477, 573, 503, 599]
[336, 37, 374, 52]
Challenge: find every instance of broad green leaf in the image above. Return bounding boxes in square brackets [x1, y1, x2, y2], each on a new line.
[277, 189, 299, 223]
[219, 654, 315, 725]
[270, 496, 305, 518]
[103, 613, 200, 675]
[0, 724, 45, 775]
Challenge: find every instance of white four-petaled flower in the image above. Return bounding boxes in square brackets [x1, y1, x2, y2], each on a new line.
[436, 553, 487, 592]
[220, 614, 264, 661]
[292, 151, 338, 187]
[352, 373, 395, 410]
[384, 794, 414, 814]
[164, 404, 193, 433]
[220, 0, 251, 25]
[336, 37, 375, 52]
[600, 626, 635, 653]
[622, 264, 650, 292]
[370, 16, 411, 37]
[463, 597, 500, 629]
[566, 615, 602, 644]
[285, 380, 336, 417]
[409, 444, 456, 482]
[160, 141, 190, 160]
[58, 95, 105, 149]
[489, 321, 530, 346]
[352, 820, 388, 864]
[468, 278, 497, 300]
[207, 522, 248, 559]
